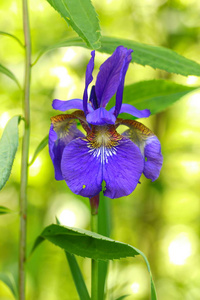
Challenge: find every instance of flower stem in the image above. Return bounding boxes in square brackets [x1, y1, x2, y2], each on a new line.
[90, 194, 100, 300]
[91, 213, 99, 300]
[19, 0, 31, 298]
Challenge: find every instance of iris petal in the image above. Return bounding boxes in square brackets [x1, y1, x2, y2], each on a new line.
[103, 137, 144, 198]
[143, 136, 163, 181]
[52, 99, 93, 113]
[95, 46, 132, 108]
[83, 50, 95, 114]
[110, 104, 150, 119]
[119, 118, 163, 181]
[49, 114, 84, 180]
[61, 138, 103, 198]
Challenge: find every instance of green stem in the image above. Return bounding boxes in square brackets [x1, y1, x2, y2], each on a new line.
[91, 213, 99, 300]
[19, 0, 31, 299]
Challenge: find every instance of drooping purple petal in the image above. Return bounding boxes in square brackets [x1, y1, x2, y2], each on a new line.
[83, 50, 95, 115]
[86, 107, 116, 125]
[110, 104, 150, 118]
[119, 118, 163, 181]
[95, 46, 132, 108]
[114, 49, 133, 116]
[143, 136, 163, 181]
[52, 99, 93, 113]
[49, 115, 84, 181]
[103, 137, 144, 198]
[61, 138, 103, 198]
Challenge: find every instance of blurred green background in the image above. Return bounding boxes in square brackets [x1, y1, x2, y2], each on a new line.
[0, 0, 200, 299]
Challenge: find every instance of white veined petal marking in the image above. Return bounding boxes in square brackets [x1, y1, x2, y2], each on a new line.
[86, 125, 121, 164]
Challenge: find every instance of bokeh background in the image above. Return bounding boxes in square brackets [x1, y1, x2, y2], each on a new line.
[0, 0, 200, 299]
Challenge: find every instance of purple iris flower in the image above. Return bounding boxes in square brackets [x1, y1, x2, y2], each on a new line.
[49, 46, 163, 199]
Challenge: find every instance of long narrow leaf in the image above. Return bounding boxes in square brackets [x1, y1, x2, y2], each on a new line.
[0, 31, 24, 47]
[29, 135, 48, 166]
[0, 116, 20, 190]
[45, 0, 101, 49]
[0, 206, 12, 215]
[0, 273, 18, 299]
[65, 252, 90, 300]
[33, 36, 200, 76]
[0, 64, 21, 88]
[108, 79, 199, 117]
[32, 224, 157, 300]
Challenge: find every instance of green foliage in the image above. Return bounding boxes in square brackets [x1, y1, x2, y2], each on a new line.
[45, 0, 101, 49]
[65, 252, 91, 300]
[33, 36, 200, 76]
[0, 64, 21, 88]
[29, 135, 48, 166]
[0, 273, 18, 299]
[0, 31, 24, 48]
[32, 224, 157, 300]
[0, 116, 20, 190]
[120, 79, 199, 115]
[0, 206, 12, 215]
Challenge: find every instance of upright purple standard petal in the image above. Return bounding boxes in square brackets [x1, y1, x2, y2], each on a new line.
[103, 137, 144, 198]
[114, 49, 133, 116]
[61, 138, 103, 198]
[49, 114, 84, 180]
[83, 51, 95, 115]
[95, 46, 132, 108]
[143, 136, 163, 181]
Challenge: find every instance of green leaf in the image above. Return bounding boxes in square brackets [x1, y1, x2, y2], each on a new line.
[0, 273, 18, 299]
[29, 135, 48, 166]
[0, 31, 24, 48]
[98, 195, 111, 300]
[56, 218, 90, 300]
[0, 64, 21, 88]
[0, 206, 12, 215]
[121, 79, 199, 116]
[65, 252, 91, 300]
[0, 116, 20, 190]
[33, 36, 200, 76]
[115, 295, 130, 300]
[45, 0, 101, 49]
[32, 224, 157, 300]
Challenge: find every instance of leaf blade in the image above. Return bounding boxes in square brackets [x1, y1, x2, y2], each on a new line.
[0, 206, 12, 215]
[34, 36, 200, 76]
[45, 0, 101, 49]
[121, 79, 199, 115]
[0, 64, 21, 87]
[0, 273, 18, 299]
[29, 135, 48, 166]
[0, 116, 20, 190]
[32, 224, 157, 300]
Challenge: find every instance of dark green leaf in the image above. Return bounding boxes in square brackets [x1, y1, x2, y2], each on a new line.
[56, 218, 90, 300]
[45, 0, 101, 49]
[29, 135, 48, 166]
[32, 224, 157, 300]
[65, 252, 91, 300]
[121, 79, 199, 116]
[34, 36, 200, 76]
[98, 195, 111, 300]
[0, 64, 21, 87]
[0, 206, 12, 215]
[0, 273, 18, 298]
[0, 116, 20, 190]
[0, 31, 24, 47]
[115, 295, 130, 300]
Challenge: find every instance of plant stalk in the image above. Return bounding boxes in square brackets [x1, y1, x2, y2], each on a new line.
[19, 0, 31, 298]
[91, 213, 99, 300]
